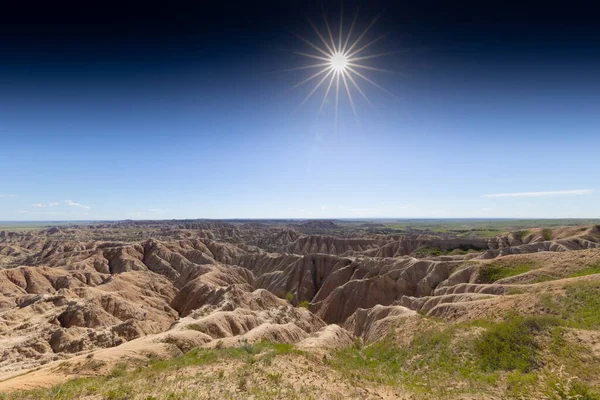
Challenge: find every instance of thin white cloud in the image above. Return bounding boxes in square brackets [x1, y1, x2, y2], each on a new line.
[320, 205, 328, 210]
[0, 194, 16, 198]
[483, 189, 594, 198]
[148, 208, 172, 213]
[32, 202, 59, 208]
[64, 200, 91, 209]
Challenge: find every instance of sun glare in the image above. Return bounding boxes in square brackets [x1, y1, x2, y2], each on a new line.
[291, 7, 395, 128]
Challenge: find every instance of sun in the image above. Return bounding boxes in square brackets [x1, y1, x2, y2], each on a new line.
[290, 6, 395, 128]
[330, 52, 348, 72]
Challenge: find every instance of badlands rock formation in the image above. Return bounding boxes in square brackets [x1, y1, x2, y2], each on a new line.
[1, 220, 600, 391]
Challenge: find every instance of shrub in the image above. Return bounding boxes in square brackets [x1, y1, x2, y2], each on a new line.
[163, 336, 194, 353]
[266, 372, 282, 384]
[107, 364, 127, 379]
[298, 300, 309, 308]
[240, 339, 261, 355]
[285, 291, 295, 303]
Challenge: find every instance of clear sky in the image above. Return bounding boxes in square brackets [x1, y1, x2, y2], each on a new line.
[1, 1, 599, 220]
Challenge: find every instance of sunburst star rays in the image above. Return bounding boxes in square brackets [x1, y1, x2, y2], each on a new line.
[290, 8, 394, 129]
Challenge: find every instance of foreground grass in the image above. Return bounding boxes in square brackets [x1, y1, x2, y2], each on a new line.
[330, 324, 499, 397]
[4, 282, 600, 399]
[330, 313, 600, 399]
[3, 316, 599, 400]
[331, 284, 600, 398]
[0, 342, 305, 400]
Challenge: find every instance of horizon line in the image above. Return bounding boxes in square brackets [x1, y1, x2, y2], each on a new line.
[2, 217, 600, 223]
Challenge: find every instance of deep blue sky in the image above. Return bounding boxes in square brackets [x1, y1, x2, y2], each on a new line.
[1, 1, 599, 220]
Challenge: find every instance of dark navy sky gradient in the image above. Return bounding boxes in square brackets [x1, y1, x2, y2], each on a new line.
[1, 1, 599, 219]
